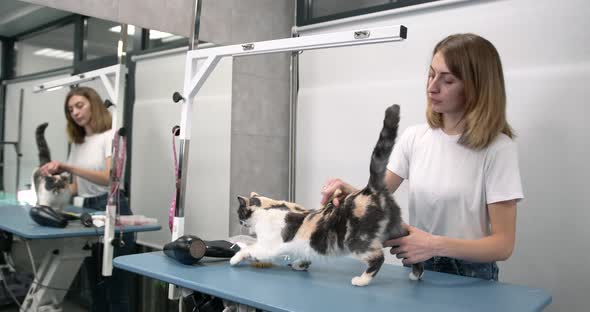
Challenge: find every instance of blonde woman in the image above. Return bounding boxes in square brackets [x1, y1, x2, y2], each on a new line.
[40, 86, 134, 311]
[321, 34, 522, 281]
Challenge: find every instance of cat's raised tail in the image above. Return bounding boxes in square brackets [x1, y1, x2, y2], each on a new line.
[367, 105, 400, 191]
[35, 122, 51, 166]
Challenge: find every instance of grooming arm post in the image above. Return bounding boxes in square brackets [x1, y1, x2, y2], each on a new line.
[33, 64, 126, 277]
[169, 0, 202, 300]
[170, 53, 221, 246]
[172, 23, 407, 228]
[103, 25, 128, 277]
[102, 64, 127, 277]
[168, 23, 407, 298]
[168, 53, 219, 300]
[33, 51, 128, 277]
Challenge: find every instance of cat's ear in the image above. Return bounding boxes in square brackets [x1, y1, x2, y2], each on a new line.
[250, 192, 259, 198]
[237, 196, 248, 207]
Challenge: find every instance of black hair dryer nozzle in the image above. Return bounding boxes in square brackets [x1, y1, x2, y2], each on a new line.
[163, 235, 240, 265]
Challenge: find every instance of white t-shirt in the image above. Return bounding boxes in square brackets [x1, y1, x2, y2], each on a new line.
[67, 129, 114, 197]
[387, 124, 524, 240]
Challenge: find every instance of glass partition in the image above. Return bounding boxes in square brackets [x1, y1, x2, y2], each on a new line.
[14, 23, 74, 76]
[297, 0, 439, 26]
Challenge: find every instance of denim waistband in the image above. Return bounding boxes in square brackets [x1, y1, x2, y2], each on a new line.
[83, 193, 108, 208]
[425, 256, 499, 281]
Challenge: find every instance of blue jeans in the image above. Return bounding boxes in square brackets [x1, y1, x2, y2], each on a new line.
[82, 192, 135, 312]
[419, 256, 499, 281]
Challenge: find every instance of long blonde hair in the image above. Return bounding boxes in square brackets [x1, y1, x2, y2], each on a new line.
[64, 87, 112, 144]
[426, 33, 514, 149]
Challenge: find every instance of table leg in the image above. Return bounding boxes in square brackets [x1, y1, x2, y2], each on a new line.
[19, 238, 90, 312]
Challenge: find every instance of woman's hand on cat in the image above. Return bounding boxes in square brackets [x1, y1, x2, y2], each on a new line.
[320, 178, 356, 207]
[40, 161, 65, 176]
[385, 224, 439, 265]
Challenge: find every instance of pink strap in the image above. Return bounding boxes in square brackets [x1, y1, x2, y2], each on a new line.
[110, 131, 126, 226]
[169, 132, 179, 232]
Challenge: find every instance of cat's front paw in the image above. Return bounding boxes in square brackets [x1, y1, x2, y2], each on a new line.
[230, 251, 249, 266]
[351, 275, 372, 287]
[290, 259, 311, 271]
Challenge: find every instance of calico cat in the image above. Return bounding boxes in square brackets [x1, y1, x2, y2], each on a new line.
[32, 123, 71, 211]
[231, 105, 424, 286]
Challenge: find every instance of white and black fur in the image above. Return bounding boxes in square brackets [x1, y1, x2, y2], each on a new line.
[32, 123, 71, 211]
[231, 105, 424, 286]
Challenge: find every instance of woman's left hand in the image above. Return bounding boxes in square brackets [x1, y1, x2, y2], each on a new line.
[39, 161, 64, 176]
[384, 224, 439, 265]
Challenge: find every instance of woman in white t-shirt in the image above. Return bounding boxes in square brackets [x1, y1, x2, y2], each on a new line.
[320, 34, 523, 281]
[40, 86, 133, 311]
[40, 86, 114, 199]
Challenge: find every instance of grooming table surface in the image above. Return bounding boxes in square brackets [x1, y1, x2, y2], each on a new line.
[0, 203, 160, 239]
[114, 251, 551, 312]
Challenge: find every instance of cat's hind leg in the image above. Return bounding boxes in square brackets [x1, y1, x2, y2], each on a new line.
[410, 262, 424, 281]
[388, 222, 424, 280]
[351, 247, 384, 286]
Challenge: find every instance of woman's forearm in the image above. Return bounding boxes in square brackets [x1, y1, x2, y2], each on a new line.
[62, 164, 109, 186]
[433, 234, 514, 263]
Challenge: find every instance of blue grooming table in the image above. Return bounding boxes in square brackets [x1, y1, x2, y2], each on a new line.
[0, 202, 161, 311]
[114, 251, 551, 312]
[0, 204, 160, 239]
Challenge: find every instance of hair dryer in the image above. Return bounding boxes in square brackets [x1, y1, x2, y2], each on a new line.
[163, 235, 240, 265]
[29, 205, 68, 228]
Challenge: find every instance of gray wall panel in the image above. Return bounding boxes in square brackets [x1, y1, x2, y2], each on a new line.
[231, 72, 290, 137]
[228, 0, 294, 236]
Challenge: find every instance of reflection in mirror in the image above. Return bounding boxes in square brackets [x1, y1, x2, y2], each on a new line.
[147, 27, 187, 49]
[1, 3, 139, 201]
[14, 22, 74, 76]
[3, 75, 70, 195]
[0, 0, 73, 76]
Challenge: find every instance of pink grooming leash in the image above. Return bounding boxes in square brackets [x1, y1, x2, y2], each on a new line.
[111, 129, 126, 236]
[169, 126, 180, 232]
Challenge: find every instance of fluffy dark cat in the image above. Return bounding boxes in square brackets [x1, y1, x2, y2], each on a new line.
[231, 104, 424, 286]
[32, 123, 71, 211]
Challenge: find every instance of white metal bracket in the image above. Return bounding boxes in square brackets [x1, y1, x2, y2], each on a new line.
[33, 64, 125, 103]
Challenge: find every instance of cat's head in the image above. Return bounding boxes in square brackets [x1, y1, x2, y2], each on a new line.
[236, 192, 278, 227]
[42, 173, 71, 194]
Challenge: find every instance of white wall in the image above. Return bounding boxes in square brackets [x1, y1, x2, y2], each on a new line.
[131, 51, 233, 248]
[295, 0, 589, 311]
